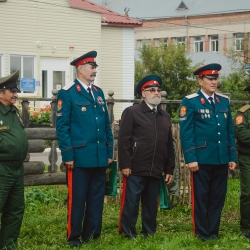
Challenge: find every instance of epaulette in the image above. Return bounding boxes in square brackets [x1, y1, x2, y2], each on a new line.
[63, 81, 75, 91]
[239, 104, 250, 113]
[215, 92, 229, 99]
[92, 84, 102, 92]
[185, 93, 199, 99]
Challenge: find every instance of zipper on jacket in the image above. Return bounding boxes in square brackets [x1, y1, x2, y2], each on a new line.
[150, 112, 157, 175]
[131, 142, 137, 158]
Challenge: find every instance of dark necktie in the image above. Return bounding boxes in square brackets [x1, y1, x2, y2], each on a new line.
[152, 108, 157, 113]
[87, 87, 94, 100]
[208, 97, 215, 108]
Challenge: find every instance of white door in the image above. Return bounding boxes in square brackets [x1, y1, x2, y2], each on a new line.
[40, 57, 69, 98]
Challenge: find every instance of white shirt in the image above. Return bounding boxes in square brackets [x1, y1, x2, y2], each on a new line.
[145, 102, 157, 111]
[200, 89, 215, 105]
[77, 78, 95, 100]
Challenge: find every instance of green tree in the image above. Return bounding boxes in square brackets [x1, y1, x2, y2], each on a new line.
[135, 42, 198, 118]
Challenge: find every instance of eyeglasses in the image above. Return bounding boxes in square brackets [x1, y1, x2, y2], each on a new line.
[144, 88, 161, 93]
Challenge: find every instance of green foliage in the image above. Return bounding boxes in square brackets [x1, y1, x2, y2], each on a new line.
[18, 180, 249, 249]
[24, 186, 60, 210]
[135, 43, 199, 116]
[29, 110, 51, 125]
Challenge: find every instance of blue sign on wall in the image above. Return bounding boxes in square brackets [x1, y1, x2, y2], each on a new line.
[20, 78, 36, 92]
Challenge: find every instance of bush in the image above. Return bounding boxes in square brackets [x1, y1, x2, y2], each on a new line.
[29, 105, 51, 125]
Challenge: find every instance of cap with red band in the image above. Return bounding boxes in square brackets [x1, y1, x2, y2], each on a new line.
[193, 63, 221, 79]
[70, 51, 98, 67]
[136, 74, 162, 95]
[141, 80, 160, 92]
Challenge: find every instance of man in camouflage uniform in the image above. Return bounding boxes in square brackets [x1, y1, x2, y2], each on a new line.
[0, 71, 28, 249]
[234, 85, 250, 238]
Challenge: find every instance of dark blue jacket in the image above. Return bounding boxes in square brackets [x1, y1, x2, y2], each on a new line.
[56, 79, 113, 168]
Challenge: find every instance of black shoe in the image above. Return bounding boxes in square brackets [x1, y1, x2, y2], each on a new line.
[209, 235, 218, 240]
[196, 234, 209, 242]
[242, 232, 250, 239]
[68, 239, 82, 248]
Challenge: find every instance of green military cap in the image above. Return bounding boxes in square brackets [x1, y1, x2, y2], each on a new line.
[0, 71, 20, 92]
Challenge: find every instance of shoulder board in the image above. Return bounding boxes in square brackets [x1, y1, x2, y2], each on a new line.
[92, 84, 102, 92]
[185, 93, 199, 99]
[239, 104, 250, 113]
[63, 81, 75, 91]
[215, 92, 229, 99]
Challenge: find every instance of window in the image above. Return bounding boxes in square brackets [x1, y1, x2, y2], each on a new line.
[176, 37, 185, 45]
[142, 39, 151, 46]
[210, 35, 218, 52]
[194, 36, 203, 52]
[136, 40, 142, 49]
[10, 55, 35, 93]
[235, 33, 244, 51]
[154, 38, 167, 47]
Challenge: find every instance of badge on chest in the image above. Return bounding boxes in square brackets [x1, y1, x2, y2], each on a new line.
[199, 109, 212, 119]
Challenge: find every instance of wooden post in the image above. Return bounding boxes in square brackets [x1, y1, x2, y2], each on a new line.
[48, 90, 58, 173]
[160, 91, 167, 111]
[106, 90, 114, 125]
[21, 99, 30, 128]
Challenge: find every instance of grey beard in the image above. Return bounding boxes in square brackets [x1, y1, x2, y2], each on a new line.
[145, 96, 161, 106]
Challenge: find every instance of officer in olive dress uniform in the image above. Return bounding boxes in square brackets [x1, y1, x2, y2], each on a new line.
[56, 51, 113, 247]
[179, 63, 237, 241]
[0, 71, 28, 250]
[234, 85, 250, 238]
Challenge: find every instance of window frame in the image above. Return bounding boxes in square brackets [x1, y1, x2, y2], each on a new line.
[210, 35, 219, 52]
[235, 33, 244, 51]
[9, 54, 37, 96]
[194, 36, 204, 52]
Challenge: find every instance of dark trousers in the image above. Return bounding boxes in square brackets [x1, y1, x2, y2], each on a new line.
[67, 167, 106, 243]
[119, 175, 161, 238]
[239, 154, 250, 233]
[0, 163, 24, 250]
[192, 164, 228, 239]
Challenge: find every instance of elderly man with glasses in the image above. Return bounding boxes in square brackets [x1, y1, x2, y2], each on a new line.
[118, 74, 175, 239]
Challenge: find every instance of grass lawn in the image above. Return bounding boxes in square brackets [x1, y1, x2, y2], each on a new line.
[18, 178, 250, 250]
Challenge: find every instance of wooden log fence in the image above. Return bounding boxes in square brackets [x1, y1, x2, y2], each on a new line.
[18, 90, 247, 205]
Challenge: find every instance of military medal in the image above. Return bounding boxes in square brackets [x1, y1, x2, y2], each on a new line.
[224, 113, 227, 118]
[208, 114, 210, 118]
[81, 107, 86, 112]
[102, 107, 105, 112]
[205, 114, 207, 118]
[97, 96, 104, 105]
[205, 109, 209, 114]
[201, 115, 204, 119]
[0, 120, 3, 125]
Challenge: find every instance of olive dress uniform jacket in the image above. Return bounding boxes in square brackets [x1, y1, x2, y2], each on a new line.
[179, 90, 237, 164]
[234, 105, 250, 155]
[0, 102, 28, 163]
[118, 101, 175, 178]
[56, 79, 113, 167]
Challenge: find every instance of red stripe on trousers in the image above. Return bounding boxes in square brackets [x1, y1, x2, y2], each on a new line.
[118, 176, 127, 233]
[67, 169, 73, 239]
[191, 172, 196, 236]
